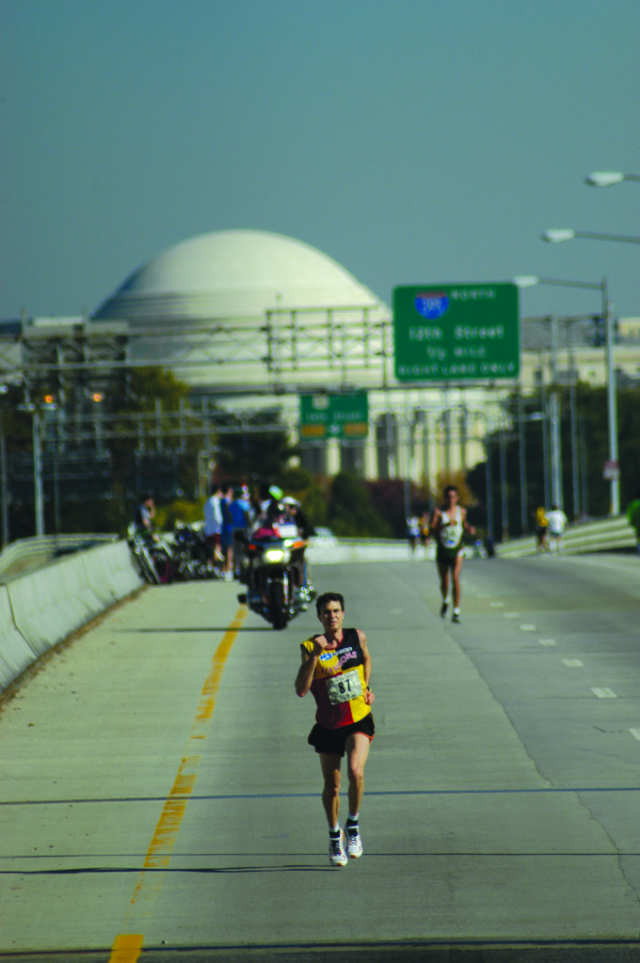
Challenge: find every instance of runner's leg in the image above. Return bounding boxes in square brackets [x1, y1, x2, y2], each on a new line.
[437, 560, 450, 602]
[452, 553, 463, 609]
[344, 732, 371, 817]
[319, 753, 342, 828]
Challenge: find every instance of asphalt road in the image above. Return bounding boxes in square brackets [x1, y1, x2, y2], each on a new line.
[1, 551, 640, 962]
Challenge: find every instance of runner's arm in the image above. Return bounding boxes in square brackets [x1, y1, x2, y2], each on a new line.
[295, 638, 326, 697]
[430, 507, 443, 538]
[358, 630, 375, 706]
[462, 507, 476, 536]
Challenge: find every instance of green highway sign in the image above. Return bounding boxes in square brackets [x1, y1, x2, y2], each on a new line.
[299, 393, 369, 440]
[393, 282, 520, 382]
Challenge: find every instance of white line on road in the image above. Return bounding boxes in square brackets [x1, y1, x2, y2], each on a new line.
[629, 728, 640, 741]
[592, 687, 617, 698]
[539, 638, 557, 646]
[520, 624, 537, 631]
[562, 658, 584, 667]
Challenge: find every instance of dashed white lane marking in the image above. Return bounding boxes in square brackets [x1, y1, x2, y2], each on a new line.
[592, 687, 617, 699]
[562, 658, 584, 667]
[630, 728, 640, 741]
[539, 638, 557, 646]
[504, 612, 519, 619]
[490, 602, 504, 607]
[520, 624, 537, 631]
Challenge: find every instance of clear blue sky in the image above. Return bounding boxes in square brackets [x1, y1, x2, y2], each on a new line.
[1, 0, 638, 323]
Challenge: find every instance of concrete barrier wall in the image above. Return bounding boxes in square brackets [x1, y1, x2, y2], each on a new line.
[0, 587, 38, 693]
[81, 540, 146, 605]
[0, 540, 144, 695]
[497, 515, 637, 558]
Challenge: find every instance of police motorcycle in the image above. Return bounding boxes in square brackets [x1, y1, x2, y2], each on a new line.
[237, 503, 315, 630]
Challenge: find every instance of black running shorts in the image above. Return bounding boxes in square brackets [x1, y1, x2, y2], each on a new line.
[436, 544, 463, 568]
[308, 713, 375, 757]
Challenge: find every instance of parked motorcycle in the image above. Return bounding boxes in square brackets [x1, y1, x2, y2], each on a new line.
[128, 526, 174, 585]
[171, 522, 211, 581]
[237, 524, 315, 629]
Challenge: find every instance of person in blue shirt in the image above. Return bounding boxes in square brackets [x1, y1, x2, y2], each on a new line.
[228, 486, 252, 578]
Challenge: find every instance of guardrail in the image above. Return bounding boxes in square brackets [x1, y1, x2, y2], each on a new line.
[496, 515, 637, 558]
[0, 534, 118, 579]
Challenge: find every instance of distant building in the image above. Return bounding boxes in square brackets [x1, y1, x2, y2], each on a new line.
[2, 229, 639, 500]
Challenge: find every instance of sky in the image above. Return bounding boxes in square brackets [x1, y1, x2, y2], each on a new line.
[1, 0, 639, 325]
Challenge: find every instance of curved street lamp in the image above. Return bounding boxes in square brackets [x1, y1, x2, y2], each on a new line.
[542, 229, 640, 244]
[585, 171, 640, 188]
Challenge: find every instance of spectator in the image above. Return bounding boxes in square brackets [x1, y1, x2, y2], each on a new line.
[229, 486, 251, 578]
[204, 482, 223, 573]
[535, 506, 549, 553]
[627, 488, 640, 555]
[220, 484, 234, 580]
[134, 492, 157, 542]
[546, 504, 568, 553]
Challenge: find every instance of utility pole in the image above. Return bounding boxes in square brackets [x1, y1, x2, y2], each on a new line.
[33, 410, 45, 537]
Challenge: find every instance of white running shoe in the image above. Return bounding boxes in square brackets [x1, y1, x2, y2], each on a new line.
[329, 831, 347, 867]
[346, 823, 363, 858]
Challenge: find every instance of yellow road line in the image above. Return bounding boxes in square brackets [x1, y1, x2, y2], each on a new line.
[108, 605, 247, 962]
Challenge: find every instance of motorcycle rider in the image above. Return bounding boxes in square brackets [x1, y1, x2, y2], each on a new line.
[282, 496, 315, 600]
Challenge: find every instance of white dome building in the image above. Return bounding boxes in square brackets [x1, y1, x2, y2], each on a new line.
[94, 230, 391, 396]
[95, 229, 384, 323]
[92, 229, 484, 486]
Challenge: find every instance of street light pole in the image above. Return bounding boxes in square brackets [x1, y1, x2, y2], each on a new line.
[515, 274, 620, 516]
[33, 409, 45, 537]
[603, 279, 620, 514]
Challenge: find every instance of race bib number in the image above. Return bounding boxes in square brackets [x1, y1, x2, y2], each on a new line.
[325, 669, 363, 705]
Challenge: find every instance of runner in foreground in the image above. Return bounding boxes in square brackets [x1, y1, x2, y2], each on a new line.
[431, 484, 475, 623]
[295, 591, 375, 867]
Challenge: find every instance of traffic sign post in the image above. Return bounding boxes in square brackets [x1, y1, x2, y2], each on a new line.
[393, 282, 520, 382]
[299, 393, 368, 440]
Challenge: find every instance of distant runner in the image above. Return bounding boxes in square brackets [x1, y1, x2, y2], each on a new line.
[431, 485, 475, 624]
[295, 592, 375, 867]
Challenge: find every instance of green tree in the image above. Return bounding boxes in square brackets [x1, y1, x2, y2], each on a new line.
[466, 382, 640, 540]
[214, 408, 298, 483]
[328, 472, 391, 537]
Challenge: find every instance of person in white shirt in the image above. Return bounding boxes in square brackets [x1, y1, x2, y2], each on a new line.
[546, 504, 568, 553]
[204, 483, 223, 571]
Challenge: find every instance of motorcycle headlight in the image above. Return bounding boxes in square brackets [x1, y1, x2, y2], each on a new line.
[265, 548, 289, 563]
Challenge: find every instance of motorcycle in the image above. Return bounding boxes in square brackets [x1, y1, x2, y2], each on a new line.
[128, 526, 174, 585]
[237, 522, 315, 629]
[171, 522, 211, 581]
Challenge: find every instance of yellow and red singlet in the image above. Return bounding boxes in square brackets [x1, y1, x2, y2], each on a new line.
[302, 627, 370, 730]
